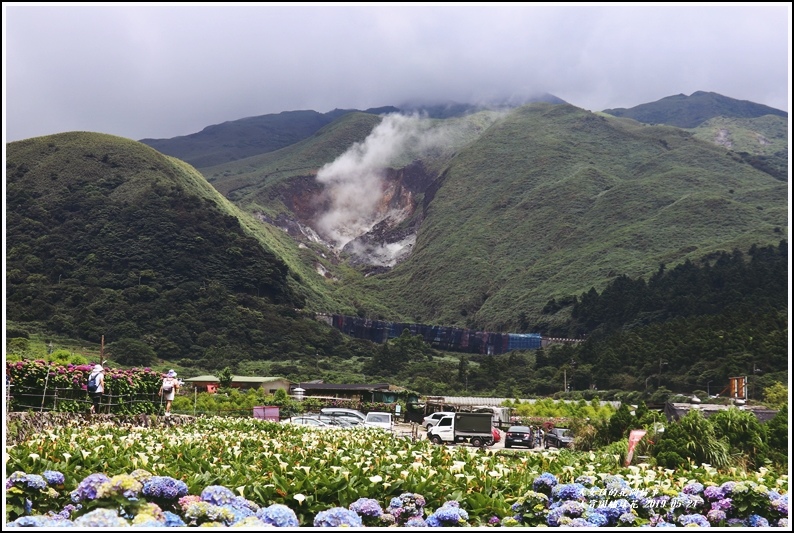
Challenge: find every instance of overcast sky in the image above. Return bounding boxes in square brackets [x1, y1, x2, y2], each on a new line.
[3, 3, 791, 143]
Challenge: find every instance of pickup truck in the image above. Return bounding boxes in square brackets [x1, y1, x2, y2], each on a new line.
[544, 427, 574, 449]
[427, 412, 494, 447]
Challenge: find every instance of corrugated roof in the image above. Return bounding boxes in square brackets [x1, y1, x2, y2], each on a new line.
[183, 375, 288, 383]
[426, 396, 622, 407]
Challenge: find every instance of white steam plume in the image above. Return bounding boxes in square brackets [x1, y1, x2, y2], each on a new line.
[315, 112, 457, 248]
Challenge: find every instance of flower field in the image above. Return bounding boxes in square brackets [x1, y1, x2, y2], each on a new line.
[5, 417, 789, 527]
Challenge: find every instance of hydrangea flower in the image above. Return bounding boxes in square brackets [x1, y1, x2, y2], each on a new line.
[349, 497, 383, 518]
[256, 504, 299, 527]
[200, 485, 236, 506]
[702, 485, 724, 501]
[70, 473, 111, 503]
[42, 470, 65, 487]
[97, 474, 143, 500]
[313, 507, 363, 527]
[7, 473, 48, 491]
[574, 475, 597, 487]
[747, 514, 770, 527]
[143, 476, 189, 500]
[552, 483, 586, 501]
[682, 482, 704, 495]
[178, 495, 202, 511]
[163, 511, 186, 527]
[425, 502, 469, 527]
[231, 516, 270, 527]
[618, 512, 636, 525]
[73, 508, 131, 527]
[184, 501, 236, 526]
[706, 508, 726, 523]
[533, 472, 558, 494]
[129, 469, 154, 483]
[386, 492, 426, 524]
[585, 511, 608, 527]
[777, 518, 789, 528]
[406, 516, 428, 527]
[678, 513, 709, 527]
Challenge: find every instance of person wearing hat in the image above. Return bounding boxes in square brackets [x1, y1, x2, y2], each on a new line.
[159, 370, 180, 416]
[87, 364, 105, 414]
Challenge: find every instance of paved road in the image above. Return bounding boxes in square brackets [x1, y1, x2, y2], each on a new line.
[392, 424, 546, 451]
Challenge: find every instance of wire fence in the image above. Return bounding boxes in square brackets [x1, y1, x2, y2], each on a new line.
[6, 384, 163, 415]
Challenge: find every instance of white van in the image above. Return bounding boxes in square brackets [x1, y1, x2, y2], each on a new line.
[364, 411, 393, 431]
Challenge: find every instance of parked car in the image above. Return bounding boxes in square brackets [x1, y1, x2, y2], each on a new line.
[504, 426, 534, 449]
[320, 408, 367, 424]
[490, 427, 501, 444]
[545, 427, 574, 449]
[364, 411, 393, 431]
[283, 416, 332, 428]
[422, 411, 456, 431]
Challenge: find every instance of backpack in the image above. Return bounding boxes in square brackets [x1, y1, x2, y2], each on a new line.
[87, 374, 99, 393]
[162, 379, 173, 393]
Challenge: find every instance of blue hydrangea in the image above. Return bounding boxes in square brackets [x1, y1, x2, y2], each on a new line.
[585, 512, 608, 527]
[552, 482, 585, 501]
[73, 508, 130, 527]
[569, 517, 591, 527]
[230, 496, 260, 513]
[747, 514, 770, 527]
[313, 507, 363, 527]
[720, 481, 736, 495]
[142, 476, 189, 500]
[200, 485, 235, 506]
[425, 501, 469, 527]
[19, 474, 47, 491]
[43, 470, 65, 486]
[70, 473, 111, 503]
[163, 511, 186, 527]
[618, 512, 636, 525]
[574, 475, 597, 487]
[256, 504, 299, 527]
[777, 518, 789, 528]
[533, 472, 558, 493]
[132, 517, 166, 527]
[770, 496, 788, 516]
[655, 521, 678, 527]
[405, 516, 428, 527]
[349, 497, 383, 518]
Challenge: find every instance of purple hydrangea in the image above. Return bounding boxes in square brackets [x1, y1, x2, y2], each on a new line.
[406, 516, 428, 527]
[678, 513, 709, 527]
[21, 474, 47, 491]
[707, 508, 727, 523]
[70, 473, 111, 503]
[42, 470, 65, 486]
[720, 481, 736, 495]
[142, 476, 189, 500]
[712, 498, 733, 511]
[770, 496, 788, 516]
[777, 518, 789, 528]
[257, 504, 299, 527]
[703, 485, 724, 501]
[618, 512, 636, 525]
[313, 507, 363, 527]
[682, 482, 704, 495]
[349, 497, 383, 518]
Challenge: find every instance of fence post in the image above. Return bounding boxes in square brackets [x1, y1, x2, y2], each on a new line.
[40, 372, 51, 412]
[53, 388, 59, 411]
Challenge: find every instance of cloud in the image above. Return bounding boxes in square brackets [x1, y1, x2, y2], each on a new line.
[4, 4, 790, 143]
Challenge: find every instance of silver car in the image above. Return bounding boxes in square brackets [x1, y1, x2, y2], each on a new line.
[422, 411, 456, 431]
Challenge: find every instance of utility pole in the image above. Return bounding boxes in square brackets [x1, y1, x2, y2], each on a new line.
[563, 368, 567, 393]
[657, 358, 667, 388]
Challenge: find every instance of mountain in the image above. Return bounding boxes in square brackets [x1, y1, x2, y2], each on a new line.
[602, 90, 787, 129]
[185, 101, 787, 333]
[139, 107, 397, 169]
[5, 132, 345, 366]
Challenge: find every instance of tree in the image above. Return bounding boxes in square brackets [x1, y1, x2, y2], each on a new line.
[762, 382, 788, 409]
[218, 367, 233, 389]
[106, 338, 156, 367]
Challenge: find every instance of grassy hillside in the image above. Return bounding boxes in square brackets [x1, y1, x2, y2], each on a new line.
[5, 132, 349, 365]
[350, 103, 787, 331]
[602, 90, 787, 128]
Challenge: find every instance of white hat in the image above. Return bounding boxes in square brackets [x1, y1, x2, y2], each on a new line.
[167, 370, 177, 377]
[93, 364, 103, 373]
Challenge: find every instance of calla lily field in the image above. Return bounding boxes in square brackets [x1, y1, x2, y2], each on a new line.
[4, 416, 789, 527]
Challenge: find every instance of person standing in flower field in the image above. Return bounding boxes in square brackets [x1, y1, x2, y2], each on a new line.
[87, 364, 105, 414]
[159, 370, 180, 416]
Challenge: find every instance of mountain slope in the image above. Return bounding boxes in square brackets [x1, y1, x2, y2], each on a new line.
[346, 103, 787, 331]
[5, 132, 344, 363]
[602, 90, 787, 128]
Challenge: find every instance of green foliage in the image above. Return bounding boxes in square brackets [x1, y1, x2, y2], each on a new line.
[653, 410, 730, 469]
[106, 338, 156, 367]
[762, 382, 788, 409]
[218, 367, 233, 389]
[764, 404, 788, 463]
[709, 407, 768, 469]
